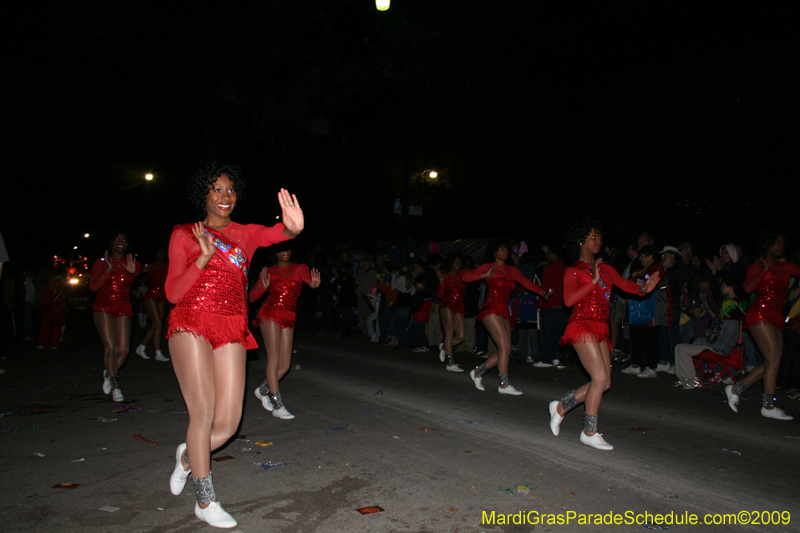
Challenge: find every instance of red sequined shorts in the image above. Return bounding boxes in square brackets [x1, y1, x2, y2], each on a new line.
[440, 301, 465, 315]
[93, 299, 133, 317]
[746, 308, 784, 331]
[256, 306, 296, 329]
[560, 320, 612, 351]
[167, 308, 248, 350]
[477, 303, 510, 322]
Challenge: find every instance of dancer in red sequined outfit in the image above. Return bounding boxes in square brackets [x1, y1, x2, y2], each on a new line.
[436, 254, 467, 372]
[135, 247, 170, 362]
[462, 240, 549, 395]
[251, 250, 320, 419]
[90, 232, 141, 402]
[548, 221, 659, 451]
[726, 232, 800, 421]
[165, 163, 302, 528]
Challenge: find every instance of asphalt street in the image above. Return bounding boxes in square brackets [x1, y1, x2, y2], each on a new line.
[1, 311, 799, 533]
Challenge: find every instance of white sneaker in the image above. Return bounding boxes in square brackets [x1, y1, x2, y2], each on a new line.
[744, 364, 755, 373]
[102, 371, 112, 395]
[637, 367, 657, 378]
[680, 379, 700, 390]
[439, 343, 445, 362]
[254, 387, 273, 411]
[155, 350, 170, 362]
[469, 369, 485, 391]
[552, 359, 560, 366]
[195, 501, 237, 528]
[498, 384, 523, 396]
[533, 361, 553, 368]
[548, 401, 563, 436]
[761, 407, 794, 421]
[36, 345, 45, 350]
[446, 364, 464, 372]
[666, 366, 675, 375]
[112, 388, 124, 402]
[169, 443, 191, 495]
[655, 362, 671, 373]
[272, 406, 295, 420]
[620, 365, 641, 375]
[724, 385, 739, 413]
[580, 431, 613, 451]
[136, 345, 150, 359]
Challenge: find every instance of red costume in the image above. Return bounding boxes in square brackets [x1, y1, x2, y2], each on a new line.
[90, 257, 142, 317]
[39, 278, 67, 349]
[744, 261, 800, 330]
[437, 273, 466, 315]
[462, 263, 546, 321]
[165, 222, 291, 349]
[143, 262, 169, 302]
[561, 261, 641, 349]
[249, 263, 312, 329]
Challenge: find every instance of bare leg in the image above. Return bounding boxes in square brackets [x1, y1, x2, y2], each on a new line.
[142, 299, 165, 350]
[94, 312, 119, 376]
[260, 320, 283, 393]
[441, 308, 455, 354]
[453, 313, 465, 348]
[277, 328, 295, 382]
[169, 333, 246, 507]
[482, 314, 512, 377]
[746, 323, 783, 397]
[556, 340, 611, 436]
[114, 316, 131, 370]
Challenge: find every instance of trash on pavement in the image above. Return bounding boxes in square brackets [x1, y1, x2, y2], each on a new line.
[99, 506, 119, 512]
[53, 484, 79, 489]
[356, 506, 384, 514]
[132, 434, 159, 444]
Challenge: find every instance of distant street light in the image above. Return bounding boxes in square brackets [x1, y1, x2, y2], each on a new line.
[145, 173, 154, 181]
[84, 233, 90, 238]
[376, 0, 390, 11]
[421, 169, 438, 180]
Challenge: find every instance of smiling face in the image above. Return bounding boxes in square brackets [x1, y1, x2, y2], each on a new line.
[450, 257, 462, 274]
[205, 173, 237, 220]
[111, 234, 128, 257]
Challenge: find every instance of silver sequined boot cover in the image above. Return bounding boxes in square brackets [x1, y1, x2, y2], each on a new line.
[446, 353, 456, 366]
[583, 414, 598, 433]
[732, 380, 748, 396]
[475, 363, 489, 377]
[192, 472, 216, 505]
[259, 380, 270, 397]
[762, 394, 776, 409]
[498, 373, 509, 387]
[560, 389, 579, 412]
[109, 374, 120, 389]
[268, 391, 285, 410]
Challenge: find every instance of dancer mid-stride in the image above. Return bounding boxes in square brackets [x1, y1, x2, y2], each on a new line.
[462, 240, 549, 395]
[548, 221, 659, 450]
[726, 231, 799, 421]
[165, 163, 301, 528]
[436, 253, 467, 372]
[250, 250, 320, 420]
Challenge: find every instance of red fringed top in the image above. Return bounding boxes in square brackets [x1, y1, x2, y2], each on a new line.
[90, 257, 142, 302]
[144, 262, 168, 299]
[462, 262, 546, 320]
[564, 261, 641, 324]
[437, 272, 466, 313]
[744, 261, 800, 317]
[249, 263, 312, 313]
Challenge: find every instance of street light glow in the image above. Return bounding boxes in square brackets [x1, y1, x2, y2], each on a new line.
[429, 171, 438, 179]
[84, 233, 90, 238]
[376, 0, 390, 11]
[145, 173, 154, 181]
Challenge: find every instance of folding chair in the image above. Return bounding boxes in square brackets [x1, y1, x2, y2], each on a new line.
[691, 323, 743, 390]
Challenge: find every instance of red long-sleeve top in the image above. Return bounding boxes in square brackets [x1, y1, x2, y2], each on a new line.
[165, 222, 290, 304]
[90, 257, 142, 300]
[564, 262, 641, 321]
[462, 262, 546, 321]
[744, 261, 800, 329]
[437, 272, 467, 314]
[249, 263, 312, 310]
[144, 262, 169, 300]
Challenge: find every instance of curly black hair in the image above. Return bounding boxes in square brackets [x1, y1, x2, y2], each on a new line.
[757, 229, 785, 257]
[484, 238, 510, 264]
[187, 162, 247, 213]
[564, 220, 603, 263]
[442, 253, 463, 273]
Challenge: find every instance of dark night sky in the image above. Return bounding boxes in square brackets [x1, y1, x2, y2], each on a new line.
[6, 1, 798, 268]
